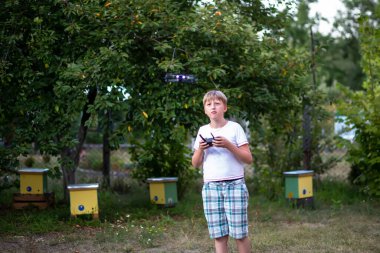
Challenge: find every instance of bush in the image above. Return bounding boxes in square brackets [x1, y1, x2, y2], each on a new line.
[250, 165, 283, 200]
[111, 177, 132, 193]
[42, 154, 51, 163]
[24, 156, 35, 167]
[78, 149, 103, 171]
[79, 149, 130, 171]
[129, 126, 198, 198]
[337, 83, 380, 196]
[336, 16, 380, 197]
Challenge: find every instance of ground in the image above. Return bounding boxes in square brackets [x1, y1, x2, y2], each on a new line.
[1, 158, 379, 253]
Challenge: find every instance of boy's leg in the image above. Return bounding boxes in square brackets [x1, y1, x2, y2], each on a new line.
[224, 179, 250, 252]
[236, 236, 251, 253]
[225, 179, 249, 239]
[215, 235, 229, 253]
[202, 182, 229, 239]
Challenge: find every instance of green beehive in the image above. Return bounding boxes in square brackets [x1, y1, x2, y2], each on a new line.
[147, 177, 178, 207]
[284, 170, 314, 207]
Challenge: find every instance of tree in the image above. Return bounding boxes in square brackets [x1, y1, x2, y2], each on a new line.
[337, 9, 380, 196]
[0, 1, 69, 191]
[317, 0, 379, 90]
[0, 0, 130, 199]
[1, 0, 308, 198]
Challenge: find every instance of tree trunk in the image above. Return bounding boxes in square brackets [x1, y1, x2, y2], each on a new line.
[302, 27, 317, 171]
[61, 87, 97, 203]
[74, 87, 98, 166]
[102, 110, 111, 188]
[303, 104, 312, 170]
[61, 148, 76, 203]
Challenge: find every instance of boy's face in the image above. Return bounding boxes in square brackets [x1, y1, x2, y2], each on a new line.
[204, 98, 227, 120]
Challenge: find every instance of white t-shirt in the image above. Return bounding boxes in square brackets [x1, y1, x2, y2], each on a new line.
[193, 121, 249, 182]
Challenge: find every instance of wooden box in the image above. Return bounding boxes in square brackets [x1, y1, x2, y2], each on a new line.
[13, 193, 54, 210]
[284, 170, 314, 199]
[147, 177, 178, 207]
[67, 183, 99, 218]
[19, 168, 49, 194]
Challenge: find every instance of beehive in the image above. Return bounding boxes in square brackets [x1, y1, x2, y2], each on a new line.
[67, 183, 99, 218]
[147, 177, 178, 206]
[19, 168, 49, 194]
[284, 170, 314, 199]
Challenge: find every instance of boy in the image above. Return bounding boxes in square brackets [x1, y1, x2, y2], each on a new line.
[192, 90, 253, 253]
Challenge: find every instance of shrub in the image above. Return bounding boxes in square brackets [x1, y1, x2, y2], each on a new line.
[129, 126, 198, 198]
[42, 154, 51, 163]
[337, 16, 380, 197]
[79, 149, 103, 171]
[24, 156, 35, 167]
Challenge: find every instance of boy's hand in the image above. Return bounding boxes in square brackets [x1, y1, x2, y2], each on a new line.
[199, 140, 212, 150]
[212, 136, 253, 164]
[212, 136, 231, 148]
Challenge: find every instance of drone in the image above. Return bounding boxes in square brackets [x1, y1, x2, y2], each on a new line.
[164, 73, 197, 83]
[164, 48, 197, 83]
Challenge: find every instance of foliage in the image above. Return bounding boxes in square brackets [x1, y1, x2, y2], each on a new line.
[0, 0, 94, 197]
[250, 1, 341, 200]
[110, 0, 306, 191]
[129, 125, 199, 197]
[79, 149, 104, 171]
[0, 145, 24, 191]
[316, 0, 379, 91]
[1, 0, 311, 198]
[78, 149, 129, 171]
[24, 156, 36, 168]
[337, 12, 380, 196]
[306, 0, 380, 91]
[251, 97, 338, 200]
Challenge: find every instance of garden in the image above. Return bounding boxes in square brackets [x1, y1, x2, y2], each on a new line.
[1, 0, 380, 252]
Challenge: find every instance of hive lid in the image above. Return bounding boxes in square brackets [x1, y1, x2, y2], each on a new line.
[283, 170, 314, 176]
[147, 177, 178, 183]
[67, 183, 99, 190]
[18, 168, 49, 174]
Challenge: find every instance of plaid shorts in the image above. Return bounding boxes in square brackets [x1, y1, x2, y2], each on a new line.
[202, 178, 249, 239]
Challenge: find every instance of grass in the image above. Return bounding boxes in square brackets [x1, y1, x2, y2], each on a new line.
[0, 177, 379, 253]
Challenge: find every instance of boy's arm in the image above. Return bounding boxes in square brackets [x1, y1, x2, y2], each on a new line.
[191, 148, 204, 168]
[232, 143, 253, 164]
[191, 141, 209, 168]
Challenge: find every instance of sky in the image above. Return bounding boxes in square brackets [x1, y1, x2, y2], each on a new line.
[309, 0, 346, 35]
[264, 0, 346, 35]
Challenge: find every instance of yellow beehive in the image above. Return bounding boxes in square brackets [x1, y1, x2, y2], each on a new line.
[67, 183, 99, 218]
[147, 177, 178, 207]
[284, 170, 314, 199]
[283, 170, 314, 208]
[19, 168, 49, 194]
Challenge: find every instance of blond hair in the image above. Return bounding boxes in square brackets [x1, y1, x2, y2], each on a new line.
[203, 90, 228, 105]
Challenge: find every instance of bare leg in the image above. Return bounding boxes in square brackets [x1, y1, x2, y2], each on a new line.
[236, 236, 251, 253]
[215, 235, 229, 253]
